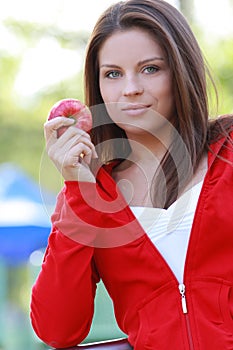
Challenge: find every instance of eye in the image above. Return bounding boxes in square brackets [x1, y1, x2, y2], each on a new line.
[105, 70, 122, 79]
[142, 65, 159, 74]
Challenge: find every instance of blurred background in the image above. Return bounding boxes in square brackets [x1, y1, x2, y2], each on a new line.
[0, 0, 232, 349]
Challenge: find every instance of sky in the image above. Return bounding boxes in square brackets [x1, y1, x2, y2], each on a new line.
[0, 0, 232, 97]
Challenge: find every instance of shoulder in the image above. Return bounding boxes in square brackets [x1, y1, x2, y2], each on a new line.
[207, 114, 233, 145]
[207, 114, 233, 167]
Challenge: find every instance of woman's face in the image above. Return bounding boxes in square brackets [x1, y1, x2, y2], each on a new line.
[98, 28, 175, 137]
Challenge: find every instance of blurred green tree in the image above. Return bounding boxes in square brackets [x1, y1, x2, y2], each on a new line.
[0, 20, 87, 190]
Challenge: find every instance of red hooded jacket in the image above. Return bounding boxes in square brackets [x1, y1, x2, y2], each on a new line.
[30, 132, 233, 349]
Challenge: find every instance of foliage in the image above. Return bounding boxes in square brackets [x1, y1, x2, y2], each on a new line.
[205, 38, 233, 115]
[0, 19, 86, 192]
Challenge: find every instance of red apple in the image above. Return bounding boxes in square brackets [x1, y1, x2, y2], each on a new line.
[47, 98, 93, 137]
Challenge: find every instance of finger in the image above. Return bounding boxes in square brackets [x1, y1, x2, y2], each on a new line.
[81, 150, 92, 165]
[59, 143, 92, 167]
[73, 143, 93, 162]
[59, 125, 91, 141]
[59, 131, 98, 158]
[44, 117, 75, 143]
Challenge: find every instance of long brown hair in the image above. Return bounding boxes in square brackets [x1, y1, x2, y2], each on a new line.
[84, 0, 232, 208]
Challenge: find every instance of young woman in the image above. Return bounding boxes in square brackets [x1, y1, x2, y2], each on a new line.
[30, 0, 233, 349]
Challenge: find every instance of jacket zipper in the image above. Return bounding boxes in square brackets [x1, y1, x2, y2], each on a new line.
[178, 284, 195, 350]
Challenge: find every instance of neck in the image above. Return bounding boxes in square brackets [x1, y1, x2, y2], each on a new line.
[126, 131, 170, 166]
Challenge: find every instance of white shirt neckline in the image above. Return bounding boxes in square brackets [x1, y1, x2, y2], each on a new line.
[130, 180, 204, 283]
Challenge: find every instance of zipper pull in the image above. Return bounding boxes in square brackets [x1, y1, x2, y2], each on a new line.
[178, 283, 188, 314]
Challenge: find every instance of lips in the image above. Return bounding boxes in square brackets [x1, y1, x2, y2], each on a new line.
[121, 103, 151, 116]
[122, 103, 151, 111]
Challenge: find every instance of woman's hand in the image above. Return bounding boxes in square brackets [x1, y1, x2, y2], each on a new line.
[44, 117, 98, 182]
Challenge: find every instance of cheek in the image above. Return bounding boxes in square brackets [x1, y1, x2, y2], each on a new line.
[104, 102, 121, 123]
[100, 79, 122, 104]
[99, 81, 111, 103]
[99, 80, 122, 122]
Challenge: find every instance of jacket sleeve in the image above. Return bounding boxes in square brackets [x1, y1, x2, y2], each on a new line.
[30, 181, 100, 349]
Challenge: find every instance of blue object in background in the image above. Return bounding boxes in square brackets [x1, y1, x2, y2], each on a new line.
[0, 163, 55, 349]
[0, 162, 55, 265]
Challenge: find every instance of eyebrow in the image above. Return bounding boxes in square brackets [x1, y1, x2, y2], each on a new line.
[138, 57, 164, 65]
[99, 56, 164, 69]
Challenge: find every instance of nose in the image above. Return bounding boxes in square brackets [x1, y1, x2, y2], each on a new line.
[123, 76, 144, 96]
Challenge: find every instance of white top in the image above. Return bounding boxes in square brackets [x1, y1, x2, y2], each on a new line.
[130, 181, 203, 283]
